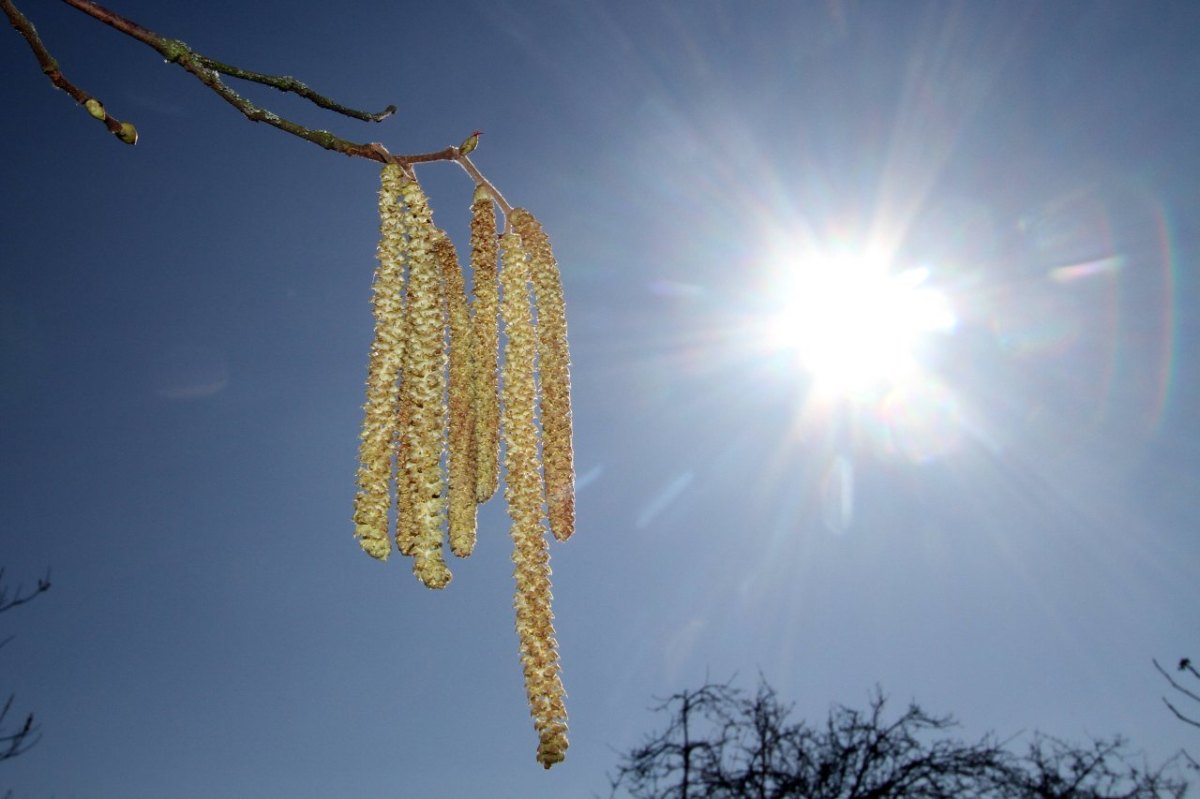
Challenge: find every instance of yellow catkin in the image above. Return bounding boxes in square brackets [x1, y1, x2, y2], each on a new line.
[510, 209, 575, 543]
[501, 230, 569, 768]
[352, 163, 408, 561]
[393, 190, 418, 560]
[436, 232, 477, 558]
[469, 186, 501, 504]
[394, 361, 417, 558]
[398, 178, 451, 590]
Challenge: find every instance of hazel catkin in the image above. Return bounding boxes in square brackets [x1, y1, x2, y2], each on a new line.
[510, 208, 575, 543]
[398, 178, 451, 590]
[469, 186, 501, 505]
[353, 163, 408, 561]
[501, 230, 569, 768]
[436, 232, 477, 558]
[353, 164, 576, 768]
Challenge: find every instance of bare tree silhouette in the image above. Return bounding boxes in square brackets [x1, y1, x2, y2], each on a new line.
[608, 677, 1186, 799]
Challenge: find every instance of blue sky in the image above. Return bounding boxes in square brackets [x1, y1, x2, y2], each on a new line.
[1, 1, 1197, 797]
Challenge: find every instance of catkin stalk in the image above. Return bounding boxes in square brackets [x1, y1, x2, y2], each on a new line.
[501, 230, 568, 768]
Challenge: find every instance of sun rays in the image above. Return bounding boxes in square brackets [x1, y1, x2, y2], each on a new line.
[762, 255, 956, 398]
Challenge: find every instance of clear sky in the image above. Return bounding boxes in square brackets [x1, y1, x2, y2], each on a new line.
[1, 1, 1197, 797]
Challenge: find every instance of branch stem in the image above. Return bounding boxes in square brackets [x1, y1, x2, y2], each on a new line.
[4, 0, 510, 206]
[1, 0, 133, 140]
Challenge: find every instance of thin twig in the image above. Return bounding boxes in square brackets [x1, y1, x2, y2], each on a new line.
[1, 0, 135, 141]
[56, 0, 397, 160]
[59, 0, 393, 124]
[1154, 659, 1200, 706]
[193, 54, 396, 123]
[0, 693, 39, 762]
[1162, 698, 1200, 730]
[1154, 658, 1200, 732]
[6, 0, 511, 215]
[0, 569, 51, 615]
[0, 568, 47, 763]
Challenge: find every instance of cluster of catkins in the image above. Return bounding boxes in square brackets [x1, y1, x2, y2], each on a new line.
[353, 163, 575, 769]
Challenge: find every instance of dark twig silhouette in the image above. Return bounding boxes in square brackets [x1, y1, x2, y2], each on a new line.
[1155, 657, 1200, 771]
[608, 677, 1187, 799]
[0, 570, 50, 764]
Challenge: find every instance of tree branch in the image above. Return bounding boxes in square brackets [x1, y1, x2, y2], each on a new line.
[0, 695, 40, 762]
[1162, 698, 1200, 730]
[58, 0, 393, 120]
[0, 572, 49, 763]
[55, 0, 399, 160]
[0, 569, 51, 615]
[0, 0, 136, 141]
[1154, 658, 1200, 711]
[4, 0, 513, 205]
[189, 54, 396, 123]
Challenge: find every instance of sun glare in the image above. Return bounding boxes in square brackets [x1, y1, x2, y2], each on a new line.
[766, 255, 955, 395]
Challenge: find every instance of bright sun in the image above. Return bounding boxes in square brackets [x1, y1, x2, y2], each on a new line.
[765, 254, 955, 395]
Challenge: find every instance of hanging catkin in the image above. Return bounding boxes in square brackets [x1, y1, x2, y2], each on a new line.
[353, 163, 408, 561]
[436, 232, 477, 558]
[510, 208, 575, 542]
[469, 186, 501, 504]
[398, 178, 451, 590]
[501, 230, 569, 769]
[355, 163, 576, 768]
